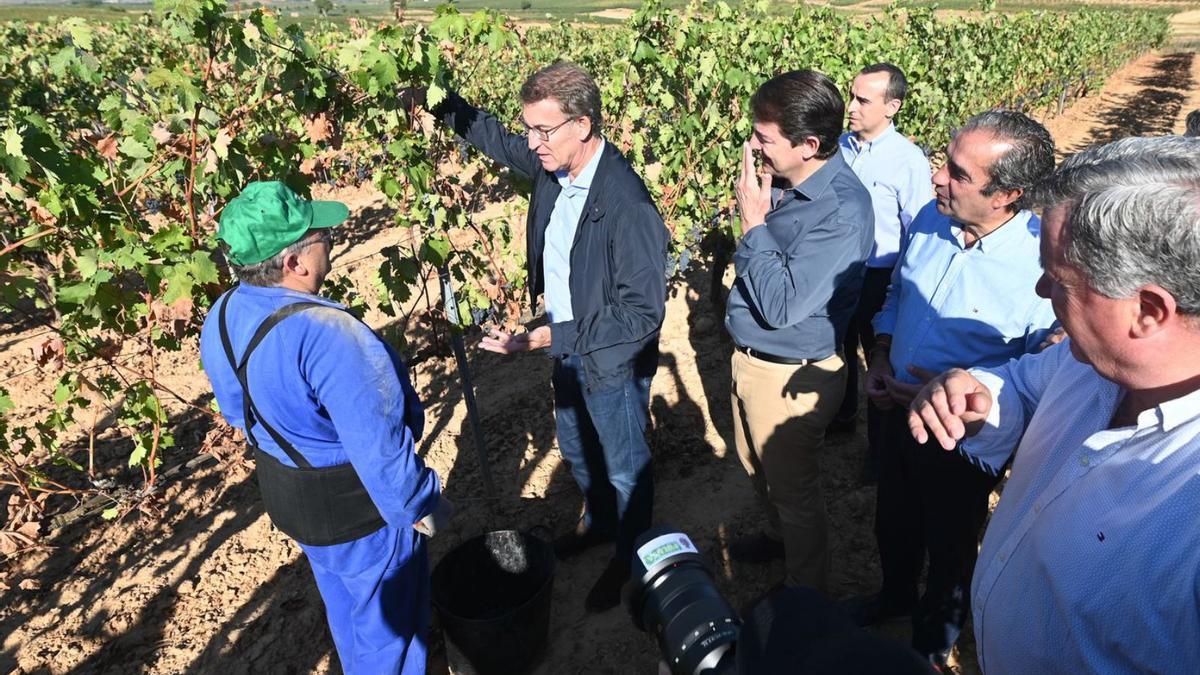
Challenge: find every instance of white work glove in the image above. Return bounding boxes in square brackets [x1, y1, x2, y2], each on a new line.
[413, 495, 455, 538]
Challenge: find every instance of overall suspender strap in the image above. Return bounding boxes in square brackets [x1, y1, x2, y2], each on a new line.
[214, 289, 387, 546]
[217, 293, 329, 468]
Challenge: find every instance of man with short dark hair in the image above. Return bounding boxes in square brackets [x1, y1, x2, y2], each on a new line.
[725, 70, 874, 592]
[427, 62, 668, 611]
[199, 181, 449, 674]
[908, 134, 1200, 672]
[856, 110, 1057, 667]
[1186, 109, 1200, 137]
[829, 63, 933, 483]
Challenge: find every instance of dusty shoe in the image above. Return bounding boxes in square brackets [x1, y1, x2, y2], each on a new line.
[728, 532, 785, 564]
[552, 524, 614, 561]
[585, 558, 631, 613]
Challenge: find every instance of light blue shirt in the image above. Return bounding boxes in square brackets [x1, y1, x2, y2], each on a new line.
[873, 203, 1055, 384]
[544, 140, 604, 322]
[960, 341, 1200, 673]
[839, 125, 933, 268]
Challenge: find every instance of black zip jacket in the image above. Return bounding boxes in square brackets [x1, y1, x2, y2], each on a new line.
[435, 91, 668, 391]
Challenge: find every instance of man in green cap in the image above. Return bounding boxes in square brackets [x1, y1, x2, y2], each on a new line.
[199, 180, 451, 674]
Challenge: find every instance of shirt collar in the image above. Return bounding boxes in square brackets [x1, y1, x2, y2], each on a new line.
[844, 124, 897, 154]
[557, 139, 605, 190]
[950, 209, 1035, 253]
[790, 150, 847, 202]
[1150, 386, 1200, 432]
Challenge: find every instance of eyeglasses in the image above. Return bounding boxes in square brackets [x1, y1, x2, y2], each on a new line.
[520, 116, 576, 143]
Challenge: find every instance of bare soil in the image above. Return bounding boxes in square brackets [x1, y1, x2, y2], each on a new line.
[2, 47, 1198, 675]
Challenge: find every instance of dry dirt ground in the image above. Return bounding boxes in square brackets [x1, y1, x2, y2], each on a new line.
[2, 44, 1199, 675]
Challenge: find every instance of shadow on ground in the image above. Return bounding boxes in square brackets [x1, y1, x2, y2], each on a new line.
[1071, 51, 1196, 151]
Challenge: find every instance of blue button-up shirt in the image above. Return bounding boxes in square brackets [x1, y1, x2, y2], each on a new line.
[839, 125, 933, 269]
[725, 151, 874, 359]
[959, 341, 1200, 673]
[544, 140, 604, 322]
[873, 203, 1055, 384]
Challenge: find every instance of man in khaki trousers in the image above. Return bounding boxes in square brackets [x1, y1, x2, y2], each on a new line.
[724, 70, 874, 590]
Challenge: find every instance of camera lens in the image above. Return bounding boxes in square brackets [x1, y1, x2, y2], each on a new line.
[626, 527, 740, 675]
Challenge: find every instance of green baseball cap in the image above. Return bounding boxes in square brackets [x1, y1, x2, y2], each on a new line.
[218, 181, 349, 265]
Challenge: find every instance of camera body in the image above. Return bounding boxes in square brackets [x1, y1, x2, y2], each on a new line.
[626, 526, 937, 675]
[625, 527, 739, 675]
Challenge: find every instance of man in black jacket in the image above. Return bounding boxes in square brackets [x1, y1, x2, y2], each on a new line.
[429, 62, 668, 611]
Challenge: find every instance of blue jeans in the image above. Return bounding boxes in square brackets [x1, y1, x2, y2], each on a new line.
[552, 354, 653, 563]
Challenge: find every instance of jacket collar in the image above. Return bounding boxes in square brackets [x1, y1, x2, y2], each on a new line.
[576, 139, 618, 222]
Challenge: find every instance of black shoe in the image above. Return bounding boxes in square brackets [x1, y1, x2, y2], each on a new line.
[728, 532, 785, 563]
[552, 524, 614, 561]
[842, 593, 915, 627]
[825, 416, 857, 436]
[585, 558, 630, 613]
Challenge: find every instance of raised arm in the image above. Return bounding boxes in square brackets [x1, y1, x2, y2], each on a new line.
[431, 89, 541, 179]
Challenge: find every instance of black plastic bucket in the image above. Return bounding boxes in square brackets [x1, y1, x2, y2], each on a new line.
[431, 529, 555, 675]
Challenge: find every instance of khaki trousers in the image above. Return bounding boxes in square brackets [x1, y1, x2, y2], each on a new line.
[730, 349, 846, 591]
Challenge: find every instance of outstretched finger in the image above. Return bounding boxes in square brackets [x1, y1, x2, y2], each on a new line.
[479, 338, 506, 354]
[915, 386, 958, 450]
[928, 384, 965, 441]
[907, 407, 929, 444]
[741, 142, 755, 183]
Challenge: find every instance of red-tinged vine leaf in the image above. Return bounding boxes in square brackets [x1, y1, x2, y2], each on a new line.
[95, 134, 119, 160]
[170, 295, 195, 321]
[24, 198, 56, 225]
[34, 337, 65, 371]
[18, 578, 41, 591]
[479, 278, 502, 301]
[300, 157, 319, 175]
[151, 124, 173, 146]
[304, 113, 333, 143]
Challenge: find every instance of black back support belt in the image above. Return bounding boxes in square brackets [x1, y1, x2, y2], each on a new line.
[217, 290, 386, 546]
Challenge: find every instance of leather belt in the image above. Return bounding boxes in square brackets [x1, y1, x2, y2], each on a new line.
[735, 344, 831, 366]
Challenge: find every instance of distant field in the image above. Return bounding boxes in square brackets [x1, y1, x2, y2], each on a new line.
[0, 0, 1193, 25]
